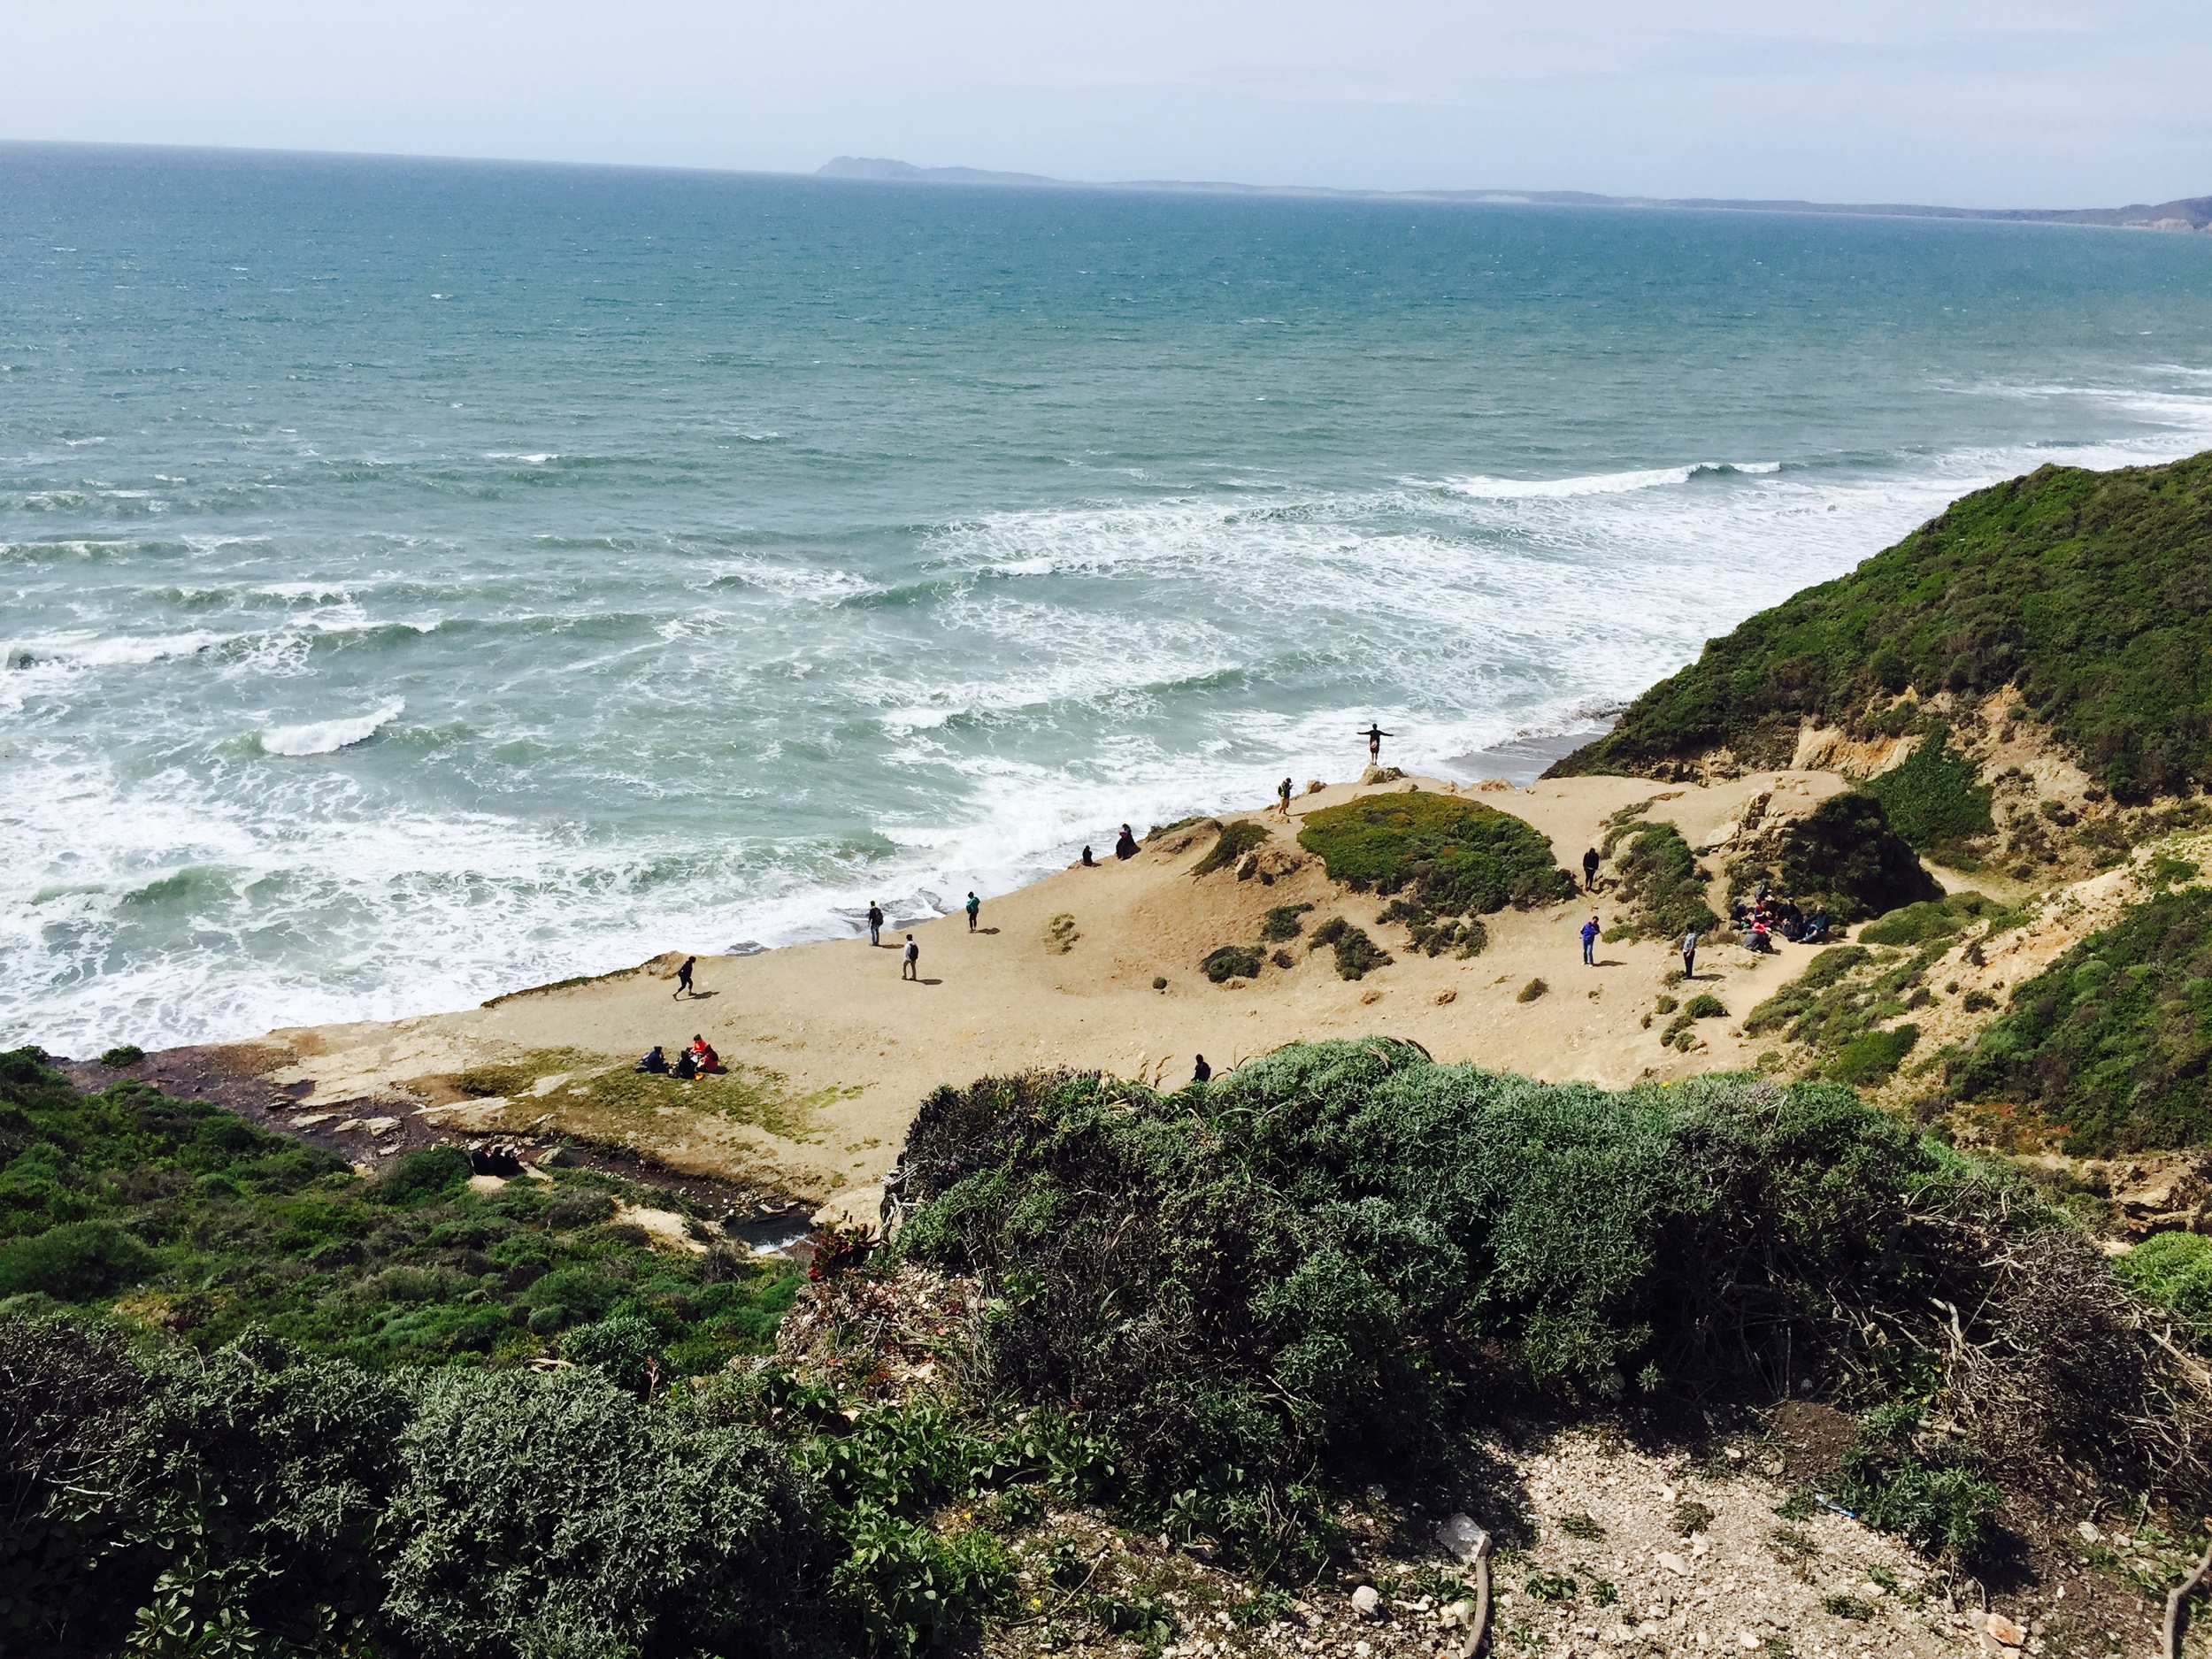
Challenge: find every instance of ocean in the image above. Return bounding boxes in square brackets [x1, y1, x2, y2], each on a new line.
[5, 142, 2210, 1053]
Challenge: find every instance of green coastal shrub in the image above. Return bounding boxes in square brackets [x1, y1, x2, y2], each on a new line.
[1193, 820, 1271, 878]
[1951, 883, 2212, 1152]
[1611, 820, 1720, 939]
[1862, 732, 1994, 858]
[1299, 793, 1574, 915]
[1858, 891, 2023, 948]
[1729, 794, 1941, 924]
[0, 1219, 156, 1302]
[1834, 1405, 2001, 1555]
[1260, 902, 1314, 942]
[1202, 944, 1266, 984]
[1547, 453, 2212, 801]
[891, 1043, 2114, 1575]
[1309, 918, 1390, 979]
[1825, 1025, 1920, 1087]
[2116, 1232, 2212, 1327]
[1744, 947, 1872, 1034]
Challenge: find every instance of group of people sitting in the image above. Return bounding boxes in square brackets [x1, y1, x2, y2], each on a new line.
[634, 1034, 723, 1079]
[1731, 884, 1833, 953]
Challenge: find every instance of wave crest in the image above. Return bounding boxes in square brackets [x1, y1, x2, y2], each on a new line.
[260, 697, 405, 757]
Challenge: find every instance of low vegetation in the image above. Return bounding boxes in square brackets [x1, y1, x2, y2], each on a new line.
[1950, 882, 2212, 1152]
[1742, 943, 1932, 1087]
[1548, 453, 2212, 801]
[1727, 793, 1941, 923]
[1856, 889, 2025, 949]
[1860, 727, 1994, 862]
[1309, 917, 1390, 979]
[1606, 814, 1720, 939]
[895, 1042, 2212, 1580]
[1192, 819, 1271, 878]
[1299, 791, 1574, 915]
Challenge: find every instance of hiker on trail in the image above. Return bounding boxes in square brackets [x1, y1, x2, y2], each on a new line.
[1582, 847, 1600, 891]
[1277, 777, 1294, 819]
[635, 1045, 668, 1074]
[867, 902, 883, 948]
[1193, 1055, 1212, 1084]
[1581, 913, 1601, 967]
[902, 935, 919, 980]
[1360, 723, 1394, 763]
[1080, 845, 1096, 866]
[965, 892, 981, 932]
[673, 956, 695, 998]
[1115, 824, 1139, 861]
[1680, 927, 1699, 979]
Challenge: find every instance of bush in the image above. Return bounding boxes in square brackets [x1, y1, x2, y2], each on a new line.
[99, 1045, 144, 1068]
[1545, 453, 2212, 801]
[1298, 794, 1574, 916]
[1863, 731, 1994, 857]
[1834, 1406, 2001, 1556]
[1309, 918, 1391, 980]
[1261, 903, 1314, 942]
[1952, 884, 2212, 1152]
[1193, 820, 1271, 878]
[1825, 1025, 1919, 1087]
[892, 1047, 2036, 1575]
[0, 1220, 156, 1302]
[1743, 947, 1872, 1035]
[382, 1367, 824, 1659]
[1858, 891, 2021, 949]
[1612, 820, 1720, 939]
[1202, 944, 1266, 984]
[374, 1146, 474, 1207]
[1684, 994, 1727, 1020]
[565, 1313, 668, 1396]
[1730, 794, 1941, 924]
[1517, 978, 1548, 1002]
[2116, 1232, 2212, 1326]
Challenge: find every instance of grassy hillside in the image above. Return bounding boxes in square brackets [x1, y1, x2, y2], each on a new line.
[1951, 883, 2212, 1153]
[1548, 453, 2212, 801]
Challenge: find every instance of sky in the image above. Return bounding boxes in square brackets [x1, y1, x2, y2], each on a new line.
[4, 1, 2207, 206]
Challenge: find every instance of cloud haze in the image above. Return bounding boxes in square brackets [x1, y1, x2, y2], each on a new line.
[4, 1, 2205, 204]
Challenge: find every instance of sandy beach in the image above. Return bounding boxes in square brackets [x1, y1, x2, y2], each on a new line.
[208, 766, 1882, 1210]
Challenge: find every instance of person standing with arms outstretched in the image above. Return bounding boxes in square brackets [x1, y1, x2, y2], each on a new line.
[902, 934, 919, 980]
[673, 956, 695, 998]
[965, 891, 980, 932]
[1359, 723, 1394, 763]
[866, 902, 883, 948]
[1276, 777, 1294, 819]
[1580, 913, 1600, 967]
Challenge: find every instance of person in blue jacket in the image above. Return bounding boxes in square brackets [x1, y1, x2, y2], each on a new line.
[1581, 913, 1600, 966]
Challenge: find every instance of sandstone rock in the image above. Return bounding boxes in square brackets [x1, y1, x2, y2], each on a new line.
[1360, 764, 1404, 785]
[1305, 780, 1325, 795]
[1351, 1585, 1382, 1619]
[1658, 1552, 1690, 1576]
[1441, 1599, 1478, 1629]
[2076, 1520, 2102, 1543]
[1985, 1612, 2026, 1647]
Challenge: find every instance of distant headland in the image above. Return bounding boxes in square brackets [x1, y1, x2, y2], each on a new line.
[818, 155, 2212, 232]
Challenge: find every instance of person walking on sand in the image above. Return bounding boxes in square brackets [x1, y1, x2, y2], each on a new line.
[902, 934, 919, 980]
[867, 902, 883, 948]
[1277, 777, 1294, 819]
[1580, 913, 1600, 967]
[673, 956, 695, 998]
[1360, 723, 1394, 763]
[965, 891, 980, 932]
[1680, 926, 1700, 979]
[1192, 1054, 1212, 1084]
[1582, 847, 1600, 892]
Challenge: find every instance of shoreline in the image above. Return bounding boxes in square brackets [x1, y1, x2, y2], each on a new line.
[104, 762, 1873, 1211]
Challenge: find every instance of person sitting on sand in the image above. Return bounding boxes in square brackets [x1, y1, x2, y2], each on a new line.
[1582, 847, 1600, 891]
[1080, 845, 1095, 866]
[635, 1045, 668, 1074]
[694, 1038, 722, 1075]
[1747, 918, 1775, 954]
[673, 956, 695, 998]
[1193, 1054, 1212, 1084]
[672, 1047, 698, 1079]
[902, 934, 919, 980]
[1581, 912, 1600, 967]
[1115, 824, 1139, 860]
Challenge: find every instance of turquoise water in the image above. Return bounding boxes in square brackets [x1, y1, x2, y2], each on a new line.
[5, 142, 2211, 1050]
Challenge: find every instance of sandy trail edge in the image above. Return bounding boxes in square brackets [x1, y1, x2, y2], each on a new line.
[216, 770, 1869, 1206]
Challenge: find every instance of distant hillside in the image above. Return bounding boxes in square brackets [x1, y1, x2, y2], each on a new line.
[1546, 453, 2212, 801]
[816, 158, 2212, 231]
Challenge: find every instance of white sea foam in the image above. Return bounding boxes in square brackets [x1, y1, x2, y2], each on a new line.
[260, 697, 406, 757]
[1432, 462, 1780, 498]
